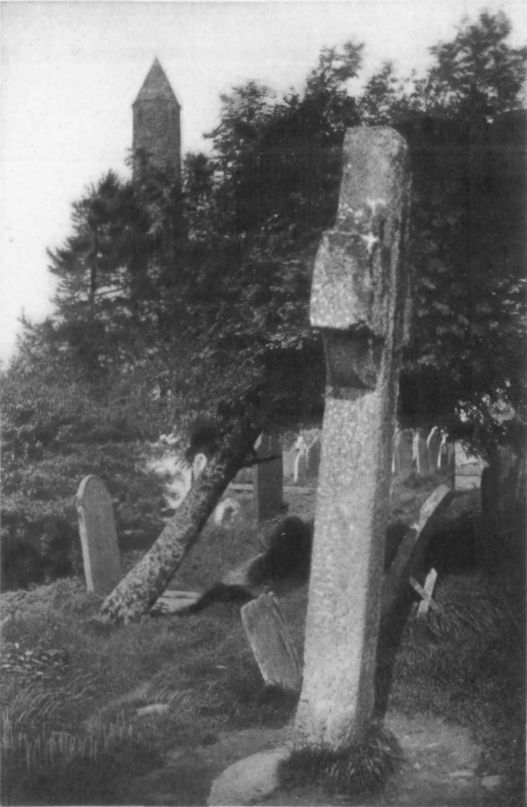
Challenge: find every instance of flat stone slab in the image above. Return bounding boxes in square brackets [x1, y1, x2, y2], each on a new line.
[115, 727, 290, 806]
[229, 483, 315, 494]
[207, 747, 290, 806]
[150, 590, 201, 615]
[136, 703, 170, 718]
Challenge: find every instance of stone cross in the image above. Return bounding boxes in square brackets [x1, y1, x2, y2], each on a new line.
[293, 128, 411, 749]
[76, 475, 121, 595]
[415, 568, 439, 617]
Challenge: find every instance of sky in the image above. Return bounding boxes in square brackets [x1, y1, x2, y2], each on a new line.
[1, 0, 526, 363]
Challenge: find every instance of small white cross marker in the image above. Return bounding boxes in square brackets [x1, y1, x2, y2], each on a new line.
[360, 231, 379, 255]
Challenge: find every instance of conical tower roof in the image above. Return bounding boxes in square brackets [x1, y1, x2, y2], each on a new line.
[133, 58, 180, 106]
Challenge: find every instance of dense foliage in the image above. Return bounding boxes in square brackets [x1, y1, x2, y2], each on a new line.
[1, 11, 525, 586]
[8, 13, 526, 429]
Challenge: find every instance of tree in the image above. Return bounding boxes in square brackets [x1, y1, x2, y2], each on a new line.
[425, 11, 527, 119]
[206, 42, 362, 240]
[14, 13, 526, 441]
[184, 18, 526, 447]
[405, 16, 526, 444]
[100, 391, 265, 622]
[352, 12, 526, 445]
[39, 158, 185, 379]
[7, 13, 525, 608]
[45, 172, 135, 374]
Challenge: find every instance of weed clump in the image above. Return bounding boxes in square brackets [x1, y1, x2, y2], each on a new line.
[279, 722, 402, 797]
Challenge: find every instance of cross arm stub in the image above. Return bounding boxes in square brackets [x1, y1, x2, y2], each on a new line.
[310, 128, 411, 390]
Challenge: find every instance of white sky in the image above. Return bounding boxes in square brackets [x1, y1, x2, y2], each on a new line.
[1, 0, 526, 362]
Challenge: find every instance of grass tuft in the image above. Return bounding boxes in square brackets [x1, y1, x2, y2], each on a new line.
[425, 575, 520, 642]
[279, 722, 402, 797]
[0, 709, 154, 806]
[1, 493, 524, 806]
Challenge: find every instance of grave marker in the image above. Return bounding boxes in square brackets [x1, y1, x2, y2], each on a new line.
[293, 451, 307, 484]
[292, 435, 307, 483]
[395, 428, 414, 479]
[282, 449, 297, 480]
[438, 432, 455, 475]
[192, 452, 208, 479]
[376, 484, 454, 716]
[241, 594, 301, 692]
[305, 434, 322, 478]
[76, 475, 121, 595]
[381, 484, 453, 618]
[415, 567, 439, 617]
[293, 127, 411, 748]
[413, 428, 429, 475]
[427, 427, 442, 470]
[454, 443, 486, 490]
[254, 433, 284, 521]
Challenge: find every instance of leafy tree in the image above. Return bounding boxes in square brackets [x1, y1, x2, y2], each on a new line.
[38, 159, 184, 378]
[157, 41, 367, 429]
[357, 62, 413, 124]
[11, 15, 525, 457]
[6, 11, 526, 510]
[403, 16, 526, 442]
[45, 172, 131, 374]
[425, 11, 527, 119]
[187, 17, 526, 451]
[8, 13, 525, 453]
[207, 42, 363, 239]
[348, 13, 527, 444]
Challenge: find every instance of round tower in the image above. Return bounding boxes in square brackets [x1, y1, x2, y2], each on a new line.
[132, 58, 181, 181]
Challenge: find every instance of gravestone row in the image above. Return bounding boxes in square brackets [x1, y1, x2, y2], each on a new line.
[260, 424, 467, 487]
[393, 427, 456, 480]
[74, 435, 484, 596]
[147, 423, 467, 534]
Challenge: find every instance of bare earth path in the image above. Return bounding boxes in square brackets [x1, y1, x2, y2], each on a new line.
[115, 711, 488, 806]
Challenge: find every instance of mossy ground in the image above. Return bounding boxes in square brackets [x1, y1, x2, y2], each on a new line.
[0, 480, 524, 806]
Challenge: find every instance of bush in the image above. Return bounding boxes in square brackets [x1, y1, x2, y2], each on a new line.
[1, 708, 155, 805]
[279, 724, 402, 797]
[0, 510, 76, 590]
[0, 438, 170, 590]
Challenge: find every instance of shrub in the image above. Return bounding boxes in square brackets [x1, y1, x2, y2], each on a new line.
[1, 710, 147, 805]
[0, 510, 76, 590]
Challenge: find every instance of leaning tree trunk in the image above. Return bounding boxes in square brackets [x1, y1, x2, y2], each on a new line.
[100, 406, 263, 623]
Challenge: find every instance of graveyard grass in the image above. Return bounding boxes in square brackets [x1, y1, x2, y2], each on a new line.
[1, 482, 524, 807]
[279, 723, 403, 797]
